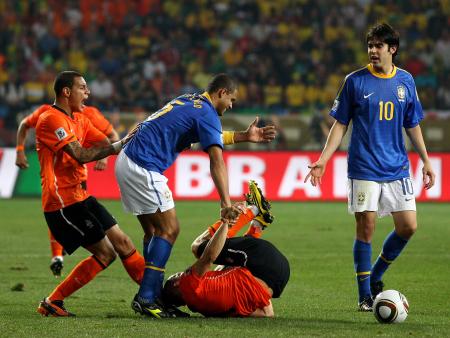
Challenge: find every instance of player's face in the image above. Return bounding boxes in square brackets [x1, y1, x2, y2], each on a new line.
[216, 89, 237, 116]
[68, 76, 90, 112]
[367, 39, 395, 69]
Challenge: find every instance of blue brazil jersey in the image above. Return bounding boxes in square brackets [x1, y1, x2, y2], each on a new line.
[124, 92, 223, 174]
[330, 64, 423, 181]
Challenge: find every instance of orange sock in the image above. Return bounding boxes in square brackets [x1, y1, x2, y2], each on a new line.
[244, 223, 263, 238]
[120, 249, 145, 285]
[49, 229, 64, 258]
[208, 208, 256, 238]
[48, 256, 106, 301]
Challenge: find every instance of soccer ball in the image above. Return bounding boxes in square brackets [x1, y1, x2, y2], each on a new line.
[373, 290, 409, 324]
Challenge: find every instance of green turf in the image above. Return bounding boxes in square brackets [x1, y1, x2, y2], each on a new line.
[0, 199, 449, 337]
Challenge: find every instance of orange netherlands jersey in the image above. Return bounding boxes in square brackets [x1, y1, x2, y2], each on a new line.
[25, 104, 52, 127]
[80, 106, 113, 137]
[179, 266, 271, 317]
[35, 106, 107, 212]
[26, 104, 113, 136]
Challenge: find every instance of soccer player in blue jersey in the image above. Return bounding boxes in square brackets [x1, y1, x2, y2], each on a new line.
[305, 23, 435, 311]
[115, 73, 275, 318]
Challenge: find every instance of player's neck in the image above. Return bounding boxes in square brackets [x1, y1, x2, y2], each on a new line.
[53, 100, 73, 118]
[371, 62, 394, 75]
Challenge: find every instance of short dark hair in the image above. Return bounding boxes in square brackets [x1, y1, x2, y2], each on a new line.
[206, 73, 237, 94]
[366, 23, 400, 58]
[161, 278, 185, 307]
[54, 71, 83, 96]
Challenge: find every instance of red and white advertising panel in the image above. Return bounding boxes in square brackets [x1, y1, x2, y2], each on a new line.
[87, 152, 450, 202]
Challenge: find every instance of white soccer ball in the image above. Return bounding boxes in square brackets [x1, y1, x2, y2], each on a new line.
[373, 290, 409, 324]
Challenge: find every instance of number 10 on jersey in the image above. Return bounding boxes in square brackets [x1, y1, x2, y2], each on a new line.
[379, 101, 394, 121]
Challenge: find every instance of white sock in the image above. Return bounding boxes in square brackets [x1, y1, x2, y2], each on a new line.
[248, 205, 259, 216]
[51, 256, 63, 263]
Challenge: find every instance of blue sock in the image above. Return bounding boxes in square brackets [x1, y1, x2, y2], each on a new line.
[353, 239, 372, 302]
[371, 231, 408, 283]
[138, 236, 172, 302]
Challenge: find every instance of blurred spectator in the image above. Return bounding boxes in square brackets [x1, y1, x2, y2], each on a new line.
[89, 71, 115, 110]
[0, 0, 448, 147]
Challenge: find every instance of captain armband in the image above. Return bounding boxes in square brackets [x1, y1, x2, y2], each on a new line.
[222, 131, 235, 145]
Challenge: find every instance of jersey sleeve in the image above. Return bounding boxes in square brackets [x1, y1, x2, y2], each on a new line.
[195, 109, 224, 150]
[24, 104, 51, 128]
[329, 76, 353, 125]
[36, 113, 77, 152]
[403, 79, 424, 128]
[85, 106, 113, 136]
[82, 116, 109, 147]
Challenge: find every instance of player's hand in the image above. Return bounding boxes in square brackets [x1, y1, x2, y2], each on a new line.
[94, 158, 108, 171]
[304, 160, 327, 186]
[121, 123, 141, 147]
[220, 205, 241, 226]
[422, 160, 435, 190]
[15, 151, 29, 169]
[245, 117, 277, 143]
[233, 201, 247, 214]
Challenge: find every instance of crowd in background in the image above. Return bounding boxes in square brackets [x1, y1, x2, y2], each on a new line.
[0, 0, 449, 146]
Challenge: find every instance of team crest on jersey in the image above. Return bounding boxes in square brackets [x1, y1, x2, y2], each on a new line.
[397, 85, 406, 102]
[357, 192, 365, 205]
[54, 127, 68, 141]
[331, 99, 340, 112]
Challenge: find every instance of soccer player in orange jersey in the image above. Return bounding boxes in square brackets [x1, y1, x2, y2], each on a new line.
[35, 71, 144, 317]
[161, 181, 290, 317]
[16, 103, 120, 276]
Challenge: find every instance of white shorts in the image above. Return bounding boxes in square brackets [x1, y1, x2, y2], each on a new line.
[348, 178, 416, 217]
[115, 151, 175, 215]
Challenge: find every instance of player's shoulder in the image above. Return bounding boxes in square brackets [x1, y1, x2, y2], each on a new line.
[81, 105, 101, 117]
[395, 66, 415, 82]
[34, 104, 52, 115]
[74, 111, 91, 122]
[345, 66, 370, 81]
[38, 106, 65, 122]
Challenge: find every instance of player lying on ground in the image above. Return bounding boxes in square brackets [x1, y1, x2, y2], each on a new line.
[161, 181, 290, 317]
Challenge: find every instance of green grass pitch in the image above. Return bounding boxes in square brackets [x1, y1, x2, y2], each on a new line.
[0, 199, 449, 337]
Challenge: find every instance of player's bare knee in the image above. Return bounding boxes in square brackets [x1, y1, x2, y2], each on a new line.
[96, 248, 117, 266]
[155, 220, 180, 243]
[398, 223, 417, 239]
[114, 234, 134, 257]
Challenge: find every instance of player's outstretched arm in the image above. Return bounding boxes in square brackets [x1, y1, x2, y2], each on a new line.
[191, 221, 229, 277]
[405, 125, 436, 190]
[15, 119, 31, 169]
[305, 120, 348, 186]
[63, 139, 124, 164]
[207, 145, 240, 225]
[223, 117, 277, 145]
